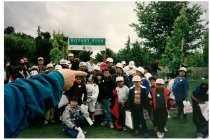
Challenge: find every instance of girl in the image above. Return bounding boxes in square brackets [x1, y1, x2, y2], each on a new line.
[86, 74, 99, 122]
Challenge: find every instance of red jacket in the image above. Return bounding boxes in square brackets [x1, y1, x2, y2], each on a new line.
[150, 88, 170, 110]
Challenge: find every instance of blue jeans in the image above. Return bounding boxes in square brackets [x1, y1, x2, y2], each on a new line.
[102, 98, 113, 123]
[63, 116, 86, 138]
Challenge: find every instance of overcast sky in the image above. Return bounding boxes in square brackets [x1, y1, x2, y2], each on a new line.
[4, 1, 209, 53]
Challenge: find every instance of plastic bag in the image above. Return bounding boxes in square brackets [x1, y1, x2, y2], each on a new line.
[199, 101, 209, 121]
[77, 127, 85, 138]
[125, 110, 133, 129]
[183, 100, 192, 114]
[58, 94, 69, 108]
[94, 102, 103, 115]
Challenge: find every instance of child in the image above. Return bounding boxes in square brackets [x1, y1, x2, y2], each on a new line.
[100, 68, 115, 128]
[167, 73, 176, 114]
[150, 79, 170, 138]
[62, 96, 89, 138]
[86, 74, 99, 122]
[65, 76, 87, 105]
[112, 76, 129, 131]
[127, 75, 149, 138]
[172, 67, 189, 122]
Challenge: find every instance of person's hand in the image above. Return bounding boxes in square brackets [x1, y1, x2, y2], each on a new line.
[58, 69, 87, 91]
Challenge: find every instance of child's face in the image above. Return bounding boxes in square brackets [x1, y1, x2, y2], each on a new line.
[117, 81, 124, 87]
[179, 70, 186, 77]
[75, 76, 82, 84]
[134, 81, 141, 86]
[97, 75, 102, 80]
[103, 71, 110, 77]
[69, 100, 78, 107]
[150, 80, 156, 87]
[156, 84, 164, 89]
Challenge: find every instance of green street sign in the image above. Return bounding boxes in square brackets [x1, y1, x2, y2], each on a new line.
[68, 38, 105, 46]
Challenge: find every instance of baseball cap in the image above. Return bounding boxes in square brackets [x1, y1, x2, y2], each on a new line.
[116, 63, 123, 69]
[38, 57, 44, 61]
[156, 79, 165, 85]
[106, 57, 113, 63]
[132, 75, 141, 82]
[136, 67, 145, 74]
[179, 67, 187, 72]
[116, 76, 124, 82]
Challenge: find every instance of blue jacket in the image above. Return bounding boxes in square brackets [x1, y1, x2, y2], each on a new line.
[172, 77, 189, 101]
[4, 70, 64, 138]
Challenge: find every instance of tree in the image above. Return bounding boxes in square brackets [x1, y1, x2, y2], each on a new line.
[79, 51, 93, 62]
[4, 34, 36, 65]
[4, 26, 15, 34]
[35, 26, 52, 64]
[203, 30, 208, 66]
[50, 31, 68, 64]
[161, 6, 191, 73]
[131, 1, 206, 57]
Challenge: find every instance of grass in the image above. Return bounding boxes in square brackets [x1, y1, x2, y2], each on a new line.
[18, 79, 208, 138]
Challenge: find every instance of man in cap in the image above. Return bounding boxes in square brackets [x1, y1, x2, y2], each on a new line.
[68, 53, 79, 70]
[123, 61, 137, 76]
[86, 54, 96, 73]
[46, 63, 54, 74]
[12, 59, 30, 80]
[37, 57, 46, 74]
[106, 57, 116, 75]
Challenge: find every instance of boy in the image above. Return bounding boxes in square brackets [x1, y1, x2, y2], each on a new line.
[127, 75, 149, 137]
[62, 96, 89, 138]
[112, 76, 129, 131]
[100, 68, 115, 128]
[150, 79, 170, 138]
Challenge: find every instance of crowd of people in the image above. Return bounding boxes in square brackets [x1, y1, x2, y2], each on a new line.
[4, 53, 208, 138]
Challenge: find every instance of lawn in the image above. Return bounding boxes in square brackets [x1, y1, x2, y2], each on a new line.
[18, 79, 208, 138]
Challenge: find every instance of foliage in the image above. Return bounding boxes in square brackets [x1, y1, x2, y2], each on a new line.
[4, 34, 36, 65]
[161, 7, 191, 73]
[96, 48, 117, 63]
[203, 30, 208, 66]
[35, 26, 52, 64]
[4, 26, 15, 34]
[50, 31, 68, 64]
[78, 51, 93, 62]
[184, 53, 205, 67]
[131, 1, 207, 57]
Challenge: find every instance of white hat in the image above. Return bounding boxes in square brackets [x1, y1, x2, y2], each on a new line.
[30, 70, 38, 76]
[129, 61, 135, 68]
[38, 57, 44, 61]
[106, 57, 113, 63]
[55, 65, 62, 70]
[136, 67, 145, 74]
[68, 53, 74, 57]
[46, 63, 54, 68]
[31, 66, 39, 71]
[90, 54, 96, 59]
[156, 78, 165, 85]
[79, 62, 86, 67]
[94, 65, 101, 71]
[132, 75, 141, 82]
[179, 67, 187, 72]
[121, 61, 126, 65]
[116, 76, 124, 82]
[116, 63, 123, 69]
[59, 59, 67, 65]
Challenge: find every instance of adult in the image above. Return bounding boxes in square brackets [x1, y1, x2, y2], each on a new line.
[106, 57, 116, 75]
[4, 69, 87, 138]
[86, 54, 96, 73]
[123, 61, 137, 76]
[172, 67, 189, 122]
[192, 83, 208, 138]
[150, 60, 161, 77]
[12, 59, 30, 80]
[37, 57, 46, 74]
[68, 53, 79, 70]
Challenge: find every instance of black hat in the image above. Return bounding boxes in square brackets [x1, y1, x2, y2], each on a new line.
[69, 96, 79, 102]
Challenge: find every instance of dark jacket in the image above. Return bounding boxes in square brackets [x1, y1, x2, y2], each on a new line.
[100, 76, 115, 99]
[127, 86, 150, 110]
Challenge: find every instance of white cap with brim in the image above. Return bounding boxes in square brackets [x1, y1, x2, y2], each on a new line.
[68, 53, 74, 57]
[156, 79, 165, 85]
[46, 63, 54, 68]
[38, 57, 44, 60]
[116, 63, 123, 69]
[132, 75, 141, 82]
[136, 67, 145, 74]
[94, 65, 101, 71]
[90, 54, 96, 59]
[179, 67, 187, 72]
[129, 61, 135, 68]
[116, 76, 124, 82]
[55, 65, 62, 70]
